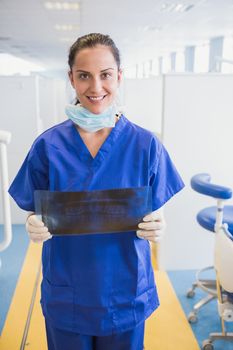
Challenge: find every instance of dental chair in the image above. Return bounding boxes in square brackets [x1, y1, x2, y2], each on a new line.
[202, 216, 233, 349]
[187, 174, 233, 324]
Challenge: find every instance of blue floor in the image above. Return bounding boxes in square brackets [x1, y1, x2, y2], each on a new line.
[0, 224, 29, 334]
[168, 270, 233, 350]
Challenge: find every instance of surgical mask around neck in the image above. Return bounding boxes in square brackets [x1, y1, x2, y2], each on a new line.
[65, 103, 118, 133]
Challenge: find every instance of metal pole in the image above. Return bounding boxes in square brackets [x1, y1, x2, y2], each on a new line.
[0, 130, 12, 253]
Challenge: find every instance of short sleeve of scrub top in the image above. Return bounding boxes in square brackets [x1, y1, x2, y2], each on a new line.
[8, 139, 48, 211]
[149, 137, 184, 211]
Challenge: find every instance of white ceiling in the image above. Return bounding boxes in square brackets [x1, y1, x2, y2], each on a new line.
[1, 0, 233, 76]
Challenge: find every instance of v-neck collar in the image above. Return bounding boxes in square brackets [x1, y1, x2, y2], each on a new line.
[68, 115, 127, 167]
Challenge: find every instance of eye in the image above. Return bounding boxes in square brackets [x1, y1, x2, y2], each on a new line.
[101, 72, 111, 79]
[78, 73, 89, 80]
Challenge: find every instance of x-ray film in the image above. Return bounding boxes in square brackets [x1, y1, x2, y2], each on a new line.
[34, 187, 152, 235]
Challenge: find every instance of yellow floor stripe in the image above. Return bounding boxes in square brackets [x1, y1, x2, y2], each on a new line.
[144, 271, 200, 350]
[25, 271, 47, 350]
[1, 243, 200, 350]
[150, 242, 159, 270]
[0, 243, 42, 350]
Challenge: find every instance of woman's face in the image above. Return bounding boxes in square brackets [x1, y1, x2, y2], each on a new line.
[69, 45, 122, 114]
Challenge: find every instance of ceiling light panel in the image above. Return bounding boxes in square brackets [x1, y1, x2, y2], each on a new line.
[142, 25, 162, 32]
[55, 24, 79, 31]
[160, 2, 195, 13]
[44, 2, 80, 10]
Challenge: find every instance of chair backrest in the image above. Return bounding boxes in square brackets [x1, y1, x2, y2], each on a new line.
[215, 227, 233, 293]
[191, 173, 232, 199]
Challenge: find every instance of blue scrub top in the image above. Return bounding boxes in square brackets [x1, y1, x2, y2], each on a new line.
[9, 115, 184, 336]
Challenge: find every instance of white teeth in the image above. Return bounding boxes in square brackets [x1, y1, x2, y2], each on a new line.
[88, 96, 104, 101]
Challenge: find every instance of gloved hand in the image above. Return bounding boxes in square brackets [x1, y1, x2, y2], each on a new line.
[136, 208, 166, 243]
[26, 213, 52, 243]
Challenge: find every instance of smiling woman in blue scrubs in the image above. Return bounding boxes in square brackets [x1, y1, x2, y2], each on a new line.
[9, 33, 184, 350]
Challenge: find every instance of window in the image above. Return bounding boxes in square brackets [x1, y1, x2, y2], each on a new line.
[194, 43, 210, 73]
[163, 55, 171, 73]
[150, 58, 159, 76]
[222, 36, 233, 73]
[137, 63, 144, 78]
[176, 51, 185, 72]
[143, 61, 150, 78]
[0, 53, 44, 75]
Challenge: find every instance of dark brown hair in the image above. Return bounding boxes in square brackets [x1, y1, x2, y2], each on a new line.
[68, 33, 121, 70]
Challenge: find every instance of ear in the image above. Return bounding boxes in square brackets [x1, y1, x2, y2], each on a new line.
[117, 69, 123, 86]
[68, 70, 75, 88]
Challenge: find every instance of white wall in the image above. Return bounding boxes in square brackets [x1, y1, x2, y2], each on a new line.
[0, 75, 66, 224]
[121, 77, 163, 135]
[0, 76, 39, 224]
[160, 74, 233, 270]
[38, 77, 67, 129]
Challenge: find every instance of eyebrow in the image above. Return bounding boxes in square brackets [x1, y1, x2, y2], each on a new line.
[75, 68, 115, 73]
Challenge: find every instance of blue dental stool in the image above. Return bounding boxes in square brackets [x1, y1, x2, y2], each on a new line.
[187, 173, 233, 324]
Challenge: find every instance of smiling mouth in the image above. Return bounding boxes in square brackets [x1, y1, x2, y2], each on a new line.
[87, 95, 107, 101]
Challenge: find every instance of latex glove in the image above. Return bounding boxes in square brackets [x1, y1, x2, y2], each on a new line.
[26, 213, 52, 243]
[136, 209, 166, 243]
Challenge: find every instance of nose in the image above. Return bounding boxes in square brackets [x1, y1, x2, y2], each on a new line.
[89, 77, 103, 94]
